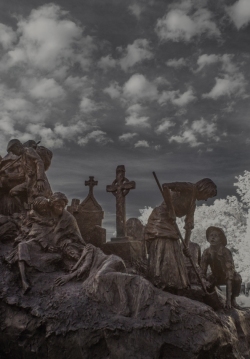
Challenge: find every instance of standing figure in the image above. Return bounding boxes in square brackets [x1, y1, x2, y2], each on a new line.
[145, 178, 217, 293]
[4, 139, 52, 206]
[201, 226, 242, 309]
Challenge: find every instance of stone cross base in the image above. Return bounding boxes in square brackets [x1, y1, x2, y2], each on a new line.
[102, 238, 145, 267]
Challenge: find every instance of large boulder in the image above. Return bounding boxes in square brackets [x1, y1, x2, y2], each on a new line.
[0, 253, 250, 359]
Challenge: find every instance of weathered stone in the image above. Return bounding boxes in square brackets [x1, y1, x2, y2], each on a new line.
[106, 165, 135, 239]
[67, 176, 104, 243]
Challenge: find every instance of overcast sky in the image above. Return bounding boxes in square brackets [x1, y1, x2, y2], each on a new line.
[0, 0, 250, 236]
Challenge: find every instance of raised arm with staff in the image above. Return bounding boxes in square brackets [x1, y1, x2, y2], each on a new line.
[145, 173, 217, 294]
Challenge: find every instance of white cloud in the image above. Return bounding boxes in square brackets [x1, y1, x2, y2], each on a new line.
[6, 4, 95, 74]
[0, 24, 17, 49]
[28, 78, 65, 100]
[125, 103, 150, 128]
[159, 88, 196, 106]
[129, 4, 143, 19]
[134, 140, 149, 148]
[196, 54, 219, 71]
[125, 115, 150, 127]
[119, 132, 138, 141]
[79, 97, 99, 113]
[155, 1, 220, 42]
[77, 130, 113, 146]
[155, 119, 175, 134]
[226, 0, 250, 29]
[169, 117, 219, 147]
[166, 58, 187, 68]
[202, 74, 247, 99]
[54, 121, 90, 140]
[97, 55, 117, 71]
[119, 39, 153, 71]
[103, 81, 122, 99]
[123, 74, 158, 101]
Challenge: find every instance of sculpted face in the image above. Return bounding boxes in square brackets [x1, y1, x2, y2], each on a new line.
[51, 200, 66, 216]
[10, 143, 24, 156]
[208, 230, 221, 246]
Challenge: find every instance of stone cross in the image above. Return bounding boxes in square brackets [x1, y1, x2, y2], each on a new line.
[106, 165, 135, 238]
[85, 176, 98, 196]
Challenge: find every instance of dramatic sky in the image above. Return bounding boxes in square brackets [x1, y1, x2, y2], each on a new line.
[0, 0, 250, 236]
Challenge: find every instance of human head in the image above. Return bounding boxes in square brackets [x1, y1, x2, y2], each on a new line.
[7, 139, 24, 156]
[23, 140, 38, 149]
[206, 226, 227, 246]
[49, 192, 68, 216]
[63, 243, 82, 261]
[33, 196, 49, 215]
[195, 178, 217, 201]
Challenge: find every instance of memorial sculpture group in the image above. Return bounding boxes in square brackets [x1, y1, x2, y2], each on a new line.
[0, 139, 249, 359]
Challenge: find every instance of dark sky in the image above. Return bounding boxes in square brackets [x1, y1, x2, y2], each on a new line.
[0, 0, 250, 236]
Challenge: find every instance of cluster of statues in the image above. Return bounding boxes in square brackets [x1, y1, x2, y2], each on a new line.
[0, 138, 243, 310]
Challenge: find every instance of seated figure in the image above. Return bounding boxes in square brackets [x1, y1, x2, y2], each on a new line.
[6, 192, 85, 293]
[201, 226, 242, 309]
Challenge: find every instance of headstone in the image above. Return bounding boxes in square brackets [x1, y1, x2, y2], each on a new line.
[103, 165, 145, 267]
[106, 165, 135, 241]
[67, 176, 104, 245]
[126, 218, 144, 241]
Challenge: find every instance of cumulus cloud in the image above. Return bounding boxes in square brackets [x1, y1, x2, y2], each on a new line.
[119, 132, 138, 141]
[119, 39, 153, 71]
[79, 97, 99, 113]
[155, 119, 175, 134]
[125, 103, 150, 128]
[134, 140, 149, 148]
[123, 74, 158, 101]
[0, 24, 17, 50]
[226, 0, 250, 29]
[77, 130, 113, 146]
[169, 117, 219, 147]
[103, 81, 122, 99]
[28, 78, 65, 100]
[159, 88, 196, 106]
[129, 3, 144, 19]
[155, 1, 220, 42]
[166, 58, 187, 68]
[202, 74, 246, 99]
[5, 4, 95, 74]
[196, 54, 219, 72]
[97, 55, 117, 71]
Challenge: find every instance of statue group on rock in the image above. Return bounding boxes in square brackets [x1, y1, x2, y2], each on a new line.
[0, 138, 243, 311]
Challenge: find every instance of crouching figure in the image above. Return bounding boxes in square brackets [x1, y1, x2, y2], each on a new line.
[201, 226, 242, 309]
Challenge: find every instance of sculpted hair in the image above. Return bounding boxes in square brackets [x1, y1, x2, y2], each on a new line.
[49, 192, 68, 206]
[195, 178, 217, 198]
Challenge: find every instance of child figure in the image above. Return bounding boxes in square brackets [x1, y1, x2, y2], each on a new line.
[201, 226, 242, 309]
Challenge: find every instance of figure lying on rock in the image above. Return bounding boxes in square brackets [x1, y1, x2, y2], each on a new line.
[201, 226, 242, 309]
[6, 192, 85, 293]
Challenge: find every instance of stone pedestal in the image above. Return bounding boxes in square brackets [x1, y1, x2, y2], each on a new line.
[102, 238, 145, 267]
[89, 225, 106, 249]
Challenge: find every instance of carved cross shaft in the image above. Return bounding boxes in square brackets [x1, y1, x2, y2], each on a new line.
[106, 165, 135, 238]
[85, 176, 98, 196]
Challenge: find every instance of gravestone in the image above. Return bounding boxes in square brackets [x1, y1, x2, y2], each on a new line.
[67, 176, 105, 247]
[126, 218, 144, 241]
[103, 165, 144, 267]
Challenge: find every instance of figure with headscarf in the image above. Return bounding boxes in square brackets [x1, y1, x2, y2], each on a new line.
[145, 178, 217, 293]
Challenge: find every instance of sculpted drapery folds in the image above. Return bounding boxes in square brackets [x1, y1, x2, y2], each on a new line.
[145, 179, 217, 292]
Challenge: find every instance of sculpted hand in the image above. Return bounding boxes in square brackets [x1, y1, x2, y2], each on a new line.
[183, 246, 191, 258]
[48, 246, 57, 253]
[54, 275, 71, 287]
[37, 180, 45, 192]
[225, 300, 232, 310]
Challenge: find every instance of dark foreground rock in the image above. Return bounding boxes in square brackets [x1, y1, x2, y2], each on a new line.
[0, 255, 250, 359]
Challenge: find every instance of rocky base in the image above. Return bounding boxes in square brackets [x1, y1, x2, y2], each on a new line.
[0, 253, 250, 359]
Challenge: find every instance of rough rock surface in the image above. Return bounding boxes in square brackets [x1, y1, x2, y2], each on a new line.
[0, 247, 250, 359]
